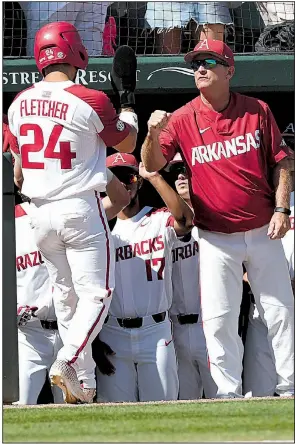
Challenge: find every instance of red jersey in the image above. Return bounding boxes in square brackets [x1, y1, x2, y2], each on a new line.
[160, 92, 288, 233]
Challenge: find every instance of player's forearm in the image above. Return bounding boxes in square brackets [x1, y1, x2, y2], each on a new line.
[103, 173, 130, 221]
[141, 133, 167, 172]
[272, 157, 292, 208]
[14, 156, 24, 190]
[114, 127, 137, 154]
[148, 174, 194, 234]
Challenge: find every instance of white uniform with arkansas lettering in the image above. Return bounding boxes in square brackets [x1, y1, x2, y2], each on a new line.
[243, 192, 295, 397]
[15, 202, 63, 405]
[97, 206, 179, 402]
[170, 227, 217, 399]
[8, 81, 131, 388]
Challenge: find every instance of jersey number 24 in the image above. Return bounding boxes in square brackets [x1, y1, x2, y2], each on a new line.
[20, 123, 76, 169]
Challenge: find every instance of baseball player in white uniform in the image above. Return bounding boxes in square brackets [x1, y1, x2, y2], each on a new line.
[168, 154, 217, 399]
[96, 153, 194, 402]
[243, 127, 295, 397]
[16, 199, 63, 405]
[8, 22, 138, 403]
[15, 170, 130, 405]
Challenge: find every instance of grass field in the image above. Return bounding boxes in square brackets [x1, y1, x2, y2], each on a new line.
[3, 398, 294, 442]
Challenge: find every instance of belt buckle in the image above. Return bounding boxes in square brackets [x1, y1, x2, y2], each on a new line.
[121, 317, 132, 328]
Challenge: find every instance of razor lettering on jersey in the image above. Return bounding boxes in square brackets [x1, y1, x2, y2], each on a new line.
[191, 131, 260, 165]
[172, 241, 199, 263]
[20, 99, 69, 120]
[115, 235, 165, 261]
[16, 250, 44, 271]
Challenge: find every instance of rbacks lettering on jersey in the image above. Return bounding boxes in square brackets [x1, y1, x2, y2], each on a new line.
[115, 235, 165, 261]
[110, 207, 176, 317]
[172, 240, 199, 263]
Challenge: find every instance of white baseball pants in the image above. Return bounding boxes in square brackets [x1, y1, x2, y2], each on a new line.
[17, 320, 63, 405]
[243, 303, 277, 397]
[29, 194, 114, 389]
[96, 316, 179, 402]
[199, 224, 294, 398]
[171, 319, 217, 399]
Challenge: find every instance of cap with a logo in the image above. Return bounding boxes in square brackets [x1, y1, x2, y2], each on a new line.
[106, 153, 139, 170]
[282, 122, 294, 137]
[184, 39, 234, 67]
[169, 153, 183, 165]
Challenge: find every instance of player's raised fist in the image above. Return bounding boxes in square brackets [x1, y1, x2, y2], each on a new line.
[148, 110, 171, 136]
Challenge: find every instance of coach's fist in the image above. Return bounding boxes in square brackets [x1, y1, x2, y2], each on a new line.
[148, 110, 171, 136]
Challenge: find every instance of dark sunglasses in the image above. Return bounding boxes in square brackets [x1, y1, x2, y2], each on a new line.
[114, 170, 139, 185]
[169, 163, 187, 177]
[284, 137, 294, 151]
[191, 58, 229, 71]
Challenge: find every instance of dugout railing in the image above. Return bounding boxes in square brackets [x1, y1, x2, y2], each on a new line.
[3, 1, 294, 94]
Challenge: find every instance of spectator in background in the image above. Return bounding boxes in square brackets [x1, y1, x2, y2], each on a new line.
[19, 2, 111, 57]
[144, 2, 242, 54]
[256, 2, 294, 26]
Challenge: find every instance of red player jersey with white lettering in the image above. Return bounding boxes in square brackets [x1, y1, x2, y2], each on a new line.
[170, 227, 201, 316]
[15, 202, 56, 320]
[8, 81, 131, 200]
[282, 192, 294, 279]
[110, 206, 177, 318]
[160, 93, 289, 233]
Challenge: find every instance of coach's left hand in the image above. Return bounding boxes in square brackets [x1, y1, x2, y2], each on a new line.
[267, 212, 290, 240]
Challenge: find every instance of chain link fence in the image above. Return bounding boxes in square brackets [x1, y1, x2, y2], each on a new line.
[3, 1, 294, 57]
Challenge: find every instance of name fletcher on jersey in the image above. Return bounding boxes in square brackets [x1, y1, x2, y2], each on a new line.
[20, 99, 69, 120]
[191, 130, 260, 165]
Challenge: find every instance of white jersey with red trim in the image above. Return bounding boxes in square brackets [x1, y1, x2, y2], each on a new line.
[110, 206, 177, 318]
[15, 202, 55, 320]
[8, 81, 131, 200]
[282, 191, 294, 279]
[170, 227, 200, 316]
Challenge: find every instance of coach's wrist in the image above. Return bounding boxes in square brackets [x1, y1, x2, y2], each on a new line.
[274, 207, 291, 216]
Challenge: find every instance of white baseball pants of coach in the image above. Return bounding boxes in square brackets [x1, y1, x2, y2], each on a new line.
[29, 194, 114, 389]
[171, 318, 217, 399]
[243, 303, 277, 397]
[198, 224, 294, 398]
[17, 319, 64, 405]
[97, 316, 179, 402]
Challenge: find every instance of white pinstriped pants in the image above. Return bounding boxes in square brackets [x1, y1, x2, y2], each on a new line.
[199, 224, 294, 398]
[28, 193, 114, 389]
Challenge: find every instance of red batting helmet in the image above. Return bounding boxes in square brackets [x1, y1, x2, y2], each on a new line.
[34, 22, 88, 75]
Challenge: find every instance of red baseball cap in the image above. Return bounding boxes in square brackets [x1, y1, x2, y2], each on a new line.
[169, 153, 183, 165]
[281, 122, 294, 137]
[184, 39, 234, 67]
[106, 153, 139, 170]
